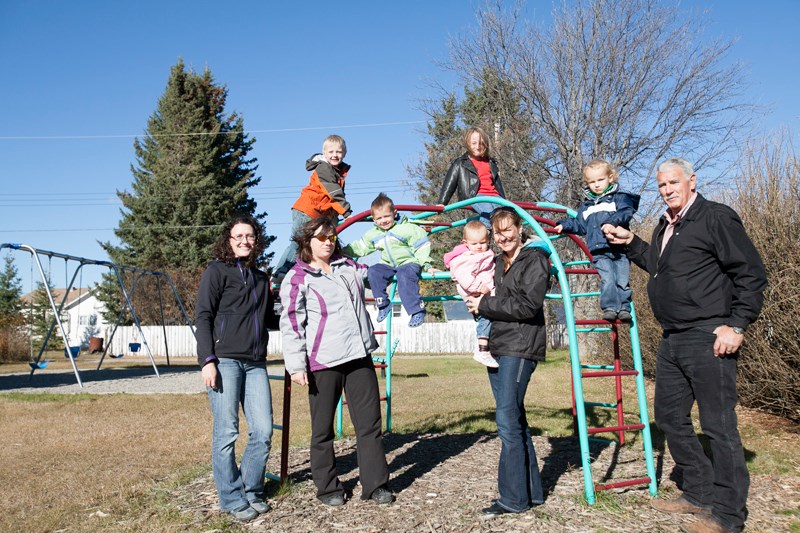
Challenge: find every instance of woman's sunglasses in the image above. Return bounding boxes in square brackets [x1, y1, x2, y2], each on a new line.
[313, 234, 338, 243]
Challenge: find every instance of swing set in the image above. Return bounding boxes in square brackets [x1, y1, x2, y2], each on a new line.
[2, 243, 194, 389]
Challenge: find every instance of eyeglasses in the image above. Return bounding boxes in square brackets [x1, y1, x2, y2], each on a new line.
[230, 234, 257, 242]
[313, 234, 338, 243]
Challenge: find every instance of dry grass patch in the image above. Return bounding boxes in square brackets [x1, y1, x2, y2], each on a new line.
[1, 351, 798, 531]
[0, 392, 210, 531]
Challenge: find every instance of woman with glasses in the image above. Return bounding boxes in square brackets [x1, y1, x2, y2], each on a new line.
[280, 217, 393, 507]
[465, 207, 550, 518]
[195, 215, 278, 522]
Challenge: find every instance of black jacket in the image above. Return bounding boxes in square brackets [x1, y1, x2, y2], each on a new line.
[437, 152, 506, 205]
[195, 260, 278, 367]
[627, 194, 766, 331]
[478, 244, 550, 360]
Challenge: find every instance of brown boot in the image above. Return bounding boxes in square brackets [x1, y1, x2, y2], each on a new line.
[650, 495, 712, 516]
[680, 516, 737, 533]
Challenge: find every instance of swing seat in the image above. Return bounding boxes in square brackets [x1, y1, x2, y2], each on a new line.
[110, 353, 125, 359]
[128, 342, 141, 353]
[29, 361, 49, 369]
[64, 346, 80, 359]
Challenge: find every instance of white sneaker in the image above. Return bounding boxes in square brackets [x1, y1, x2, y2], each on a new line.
[473, 351, 499, 368]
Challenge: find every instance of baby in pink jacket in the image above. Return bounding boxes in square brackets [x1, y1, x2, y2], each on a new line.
[443, 220, 498, 367]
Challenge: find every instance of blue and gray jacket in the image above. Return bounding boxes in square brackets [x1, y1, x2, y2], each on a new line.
[557, 184, 640, 254]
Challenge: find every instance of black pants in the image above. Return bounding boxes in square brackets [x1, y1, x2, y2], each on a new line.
[655, 327, 748, 532]
[308, 356, 389, 500]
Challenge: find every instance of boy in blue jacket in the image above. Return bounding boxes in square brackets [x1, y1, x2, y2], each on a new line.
[555, 160, 640, 321]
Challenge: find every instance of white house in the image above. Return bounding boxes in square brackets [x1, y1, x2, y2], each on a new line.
[22, 287, 109, 350]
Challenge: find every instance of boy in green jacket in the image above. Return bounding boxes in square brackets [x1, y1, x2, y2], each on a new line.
[343, 193, 437, 327]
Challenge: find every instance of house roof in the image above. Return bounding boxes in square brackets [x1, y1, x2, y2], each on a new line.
[20, 287, 96, 309]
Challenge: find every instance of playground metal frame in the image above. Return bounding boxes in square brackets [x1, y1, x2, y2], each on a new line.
[329, 197, 657, 504]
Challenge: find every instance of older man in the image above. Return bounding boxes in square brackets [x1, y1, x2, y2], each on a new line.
[606, 158, 766, 533]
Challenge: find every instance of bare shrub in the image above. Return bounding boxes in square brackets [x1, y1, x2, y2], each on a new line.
[622, 136, 800, 422]
[0, 322, 28, 363]
[123, 268, 202, 325]
[724, 135, 800, 421]
[101, 269, 202, 326]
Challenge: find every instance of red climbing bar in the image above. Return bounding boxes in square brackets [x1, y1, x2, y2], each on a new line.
[581, 369, 639, 378]
[587, 423, 645, 435]
[595, 477, 652, 491]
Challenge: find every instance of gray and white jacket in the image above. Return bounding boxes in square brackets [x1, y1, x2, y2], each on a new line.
[279, 255, 378, 375]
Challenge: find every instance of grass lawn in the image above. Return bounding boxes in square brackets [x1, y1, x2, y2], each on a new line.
[0, 350, 797, 531]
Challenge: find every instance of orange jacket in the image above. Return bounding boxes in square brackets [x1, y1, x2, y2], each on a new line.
[292, 154, 352, 218]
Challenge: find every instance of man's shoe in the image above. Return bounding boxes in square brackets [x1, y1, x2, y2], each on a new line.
[369, 486, 395, 504]
[680, 516, 736, 533]
[481, 502, 516, 518]
[318, 492, 346, 506]
[617, 310, 632, 322]
[228, 505, 258, 521]
[602, 309, 618, 321]
[651, 495, 712, 517]
[408, 310, 426, 328]
[249, 500, 271, 514]
[377, 306, 391, 323]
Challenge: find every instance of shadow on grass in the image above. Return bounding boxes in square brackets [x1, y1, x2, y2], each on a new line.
[0, 364, 198, 391]
[288, 406, 671, 502]
[651, 424, 757, 490]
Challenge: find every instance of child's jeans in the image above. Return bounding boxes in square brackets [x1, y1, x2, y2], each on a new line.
[368, 263, 424, 315]
[471, 201, 499, 229]
[475, 314, 491, 339]
[273, 209, 312, 278]
[591, 251, 631, 313]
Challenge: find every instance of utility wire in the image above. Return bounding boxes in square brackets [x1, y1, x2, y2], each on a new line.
[0, 187, 415, 208]
[0, 120, 425, 141]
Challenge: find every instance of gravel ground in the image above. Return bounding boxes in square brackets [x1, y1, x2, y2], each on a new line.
[2, 365, 797, 532]
[0, 363, 206, 395]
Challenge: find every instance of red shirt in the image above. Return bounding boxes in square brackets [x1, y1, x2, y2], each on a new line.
[471, 158, 499, 196]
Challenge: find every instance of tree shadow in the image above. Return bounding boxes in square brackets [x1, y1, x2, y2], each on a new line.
[0, 363, 197, 391]
[287, 410, 496, 495]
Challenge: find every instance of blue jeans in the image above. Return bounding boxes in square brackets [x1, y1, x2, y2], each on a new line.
[487, 356, 543, 512]
[471, 201, 499, 229]
[368, 262, 424, 315]
[273, 209, 312, 278]
[655, 327, 748, 532]
[207, 358, 274, 512]
[475, 314, 491, 339]
[592, 251, 631, 313]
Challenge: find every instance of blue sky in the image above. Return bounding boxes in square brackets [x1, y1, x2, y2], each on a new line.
[1, 0, 798, 292]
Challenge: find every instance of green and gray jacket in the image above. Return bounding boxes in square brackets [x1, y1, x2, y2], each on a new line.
[342, 216, 432, 270]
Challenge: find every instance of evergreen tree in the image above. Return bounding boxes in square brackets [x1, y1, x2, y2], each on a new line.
[0, 254, 23, 325]
[29, 278, 64, 350]
[98, 60, 270, 323]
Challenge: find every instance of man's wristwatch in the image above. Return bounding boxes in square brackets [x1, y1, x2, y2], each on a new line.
[730, 326, 746, 335]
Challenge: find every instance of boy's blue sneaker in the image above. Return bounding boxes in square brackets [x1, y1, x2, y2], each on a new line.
[408, 310, 426, 328]
[377, 306, 391, 323]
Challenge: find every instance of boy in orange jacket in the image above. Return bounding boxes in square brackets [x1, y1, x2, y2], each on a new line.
[272, 135, 352, 280]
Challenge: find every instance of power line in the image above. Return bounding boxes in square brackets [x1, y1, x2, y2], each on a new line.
[0, 223, 291, 233]
[0, 188, 415, 208]
[0, 182, 412, 198]
[0, 120, 426, 141]
[0, 179, 417, 198]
